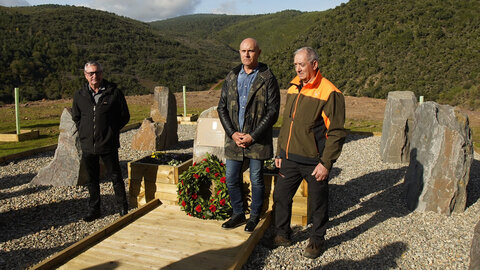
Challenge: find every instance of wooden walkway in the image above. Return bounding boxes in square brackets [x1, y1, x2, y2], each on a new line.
[33, 199, 271, 270]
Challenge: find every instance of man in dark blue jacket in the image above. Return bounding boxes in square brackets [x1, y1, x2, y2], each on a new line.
[72, 61, 130, 222]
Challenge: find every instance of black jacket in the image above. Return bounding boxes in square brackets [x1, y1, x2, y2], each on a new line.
[72, 80, 130, 154]
[217, 63, 280, 161]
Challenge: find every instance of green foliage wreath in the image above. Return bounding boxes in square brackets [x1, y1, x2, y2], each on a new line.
[177, 153, 232, 220]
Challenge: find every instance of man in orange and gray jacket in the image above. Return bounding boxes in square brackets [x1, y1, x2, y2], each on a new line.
[272, 47, 346, 259]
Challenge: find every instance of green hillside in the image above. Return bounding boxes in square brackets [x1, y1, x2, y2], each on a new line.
[2, 1, 479, 109]
[265, 0, 480, 109]
[0, 5, 237, 104]
[152, 0, 480, 109]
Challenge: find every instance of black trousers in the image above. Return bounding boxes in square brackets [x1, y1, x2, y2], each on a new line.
[273, 158, 329, 244]
[82, 151, 128, 212]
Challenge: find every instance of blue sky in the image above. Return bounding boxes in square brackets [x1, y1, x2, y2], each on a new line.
[1, 0, 349, 22]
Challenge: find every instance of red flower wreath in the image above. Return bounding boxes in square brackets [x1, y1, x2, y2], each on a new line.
[177, 153, 232, 220]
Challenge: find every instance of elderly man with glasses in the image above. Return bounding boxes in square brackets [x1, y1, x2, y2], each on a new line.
[72, 61, 130, 222]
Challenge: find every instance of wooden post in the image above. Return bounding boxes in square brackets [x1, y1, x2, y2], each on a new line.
[183, 85, 187, 117]
[15, 87, 20, 135]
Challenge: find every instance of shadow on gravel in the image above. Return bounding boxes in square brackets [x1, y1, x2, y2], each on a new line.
[344, 134, 374, 143]
[0, 194, 117, 242]
[313, 242, 408, 270]
[0, 173, 36, 189]
[326, 167, 409, 247]
[0, 185, 50, 201]
[467, 159, 480, 208]
[0, 240, 77, 270]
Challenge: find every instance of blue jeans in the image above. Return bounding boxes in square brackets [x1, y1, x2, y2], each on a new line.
[226, 158, 265, 217]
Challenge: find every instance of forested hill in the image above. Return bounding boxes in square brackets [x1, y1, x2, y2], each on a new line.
[0, 5, 237, 103]
[2, 1, 480, 109]
[152, 0, 480, 109]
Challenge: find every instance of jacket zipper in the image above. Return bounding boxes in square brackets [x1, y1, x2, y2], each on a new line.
[93, 105, 96, 153]
[285, 90, 302, 159]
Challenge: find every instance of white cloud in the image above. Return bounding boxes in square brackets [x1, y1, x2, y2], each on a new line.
[211, 0, 236, 15]
[87, 0, 201, 22]
[0, 0, 30, 6]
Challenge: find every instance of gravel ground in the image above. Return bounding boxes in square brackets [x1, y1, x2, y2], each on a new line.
[0, 125, 479, 270]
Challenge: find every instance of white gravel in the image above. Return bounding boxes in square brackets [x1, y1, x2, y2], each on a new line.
[0, 126, 479, 270]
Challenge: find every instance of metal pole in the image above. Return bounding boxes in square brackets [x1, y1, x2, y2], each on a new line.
[15, 87, 20, 135]
[183, 85, 187, 117]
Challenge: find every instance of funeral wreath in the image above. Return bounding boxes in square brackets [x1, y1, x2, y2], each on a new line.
[177, 153, 232, 220]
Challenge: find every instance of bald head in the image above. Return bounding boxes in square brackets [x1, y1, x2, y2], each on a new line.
[239, 38, 261, 72]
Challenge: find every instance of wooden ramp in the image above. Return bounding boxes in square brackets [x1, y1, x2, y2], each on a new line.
[33, 199, 271, 270]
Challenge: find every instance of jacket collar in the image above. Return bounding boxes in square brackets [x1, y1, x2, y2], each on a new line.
[233, 62, 268, 75]
[81, 79, 115, 96]
[290, 70, 323, 90]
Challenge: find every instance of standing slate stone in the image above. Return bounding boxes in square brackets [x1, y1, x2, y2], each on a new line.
[131, 86, 178, 151]
[405, 102, 473, 215]
[470, 220, 480, 270]
[380, 91, 417, 163]
[131, 118, 169, 151]
[151, 86, 178, 147]
[31, 108, 88, 186]
[193, 106, 226, 163]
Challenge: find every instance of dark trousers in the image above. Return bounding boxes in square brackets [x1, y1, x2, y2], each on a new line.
[273, 158, 329, 244]
[82, 151, 128, 212]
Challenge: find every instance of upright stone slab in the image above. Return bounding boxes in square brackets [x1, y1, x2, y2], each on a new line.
[470, 220, 480, 270]
[131, 118, 170, 151]
[193, 106, 225, 163]
[131, 86, 178, 151]
[405, 102, 473, 215]
[31, 108, 88, 186]
[380, 91, 417, 163]
[151, 86, 178, 147]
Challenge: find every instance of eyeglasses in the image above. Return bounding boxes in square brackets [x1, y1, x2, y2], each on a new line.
[84, 71, 102, 77]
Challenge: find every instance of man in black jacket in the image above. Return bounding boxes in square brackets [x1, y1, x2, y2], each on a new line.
[72, 61, 130, 222]
[217, 38, 280, 232]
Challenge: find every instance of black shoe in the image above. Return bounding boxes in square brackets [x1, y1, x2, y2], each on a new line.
[119, 203, 128, 217]
[221, 214, 246, 229]
[83, 209, 101, 222]
[244, 216, 260, 233]
[119, 208, 128, 217]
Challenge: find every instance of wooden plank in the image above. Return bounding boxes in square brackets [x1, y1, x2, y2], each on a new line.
[31, 199, 162, 270]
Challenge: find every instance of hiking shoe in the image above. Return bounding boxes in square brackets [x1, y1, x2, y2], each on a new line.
[303, 240, 325, 259]
[273, 235, 292, 247]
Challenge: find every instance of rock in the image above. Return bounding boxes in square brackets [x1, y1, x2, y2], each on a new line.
[131, 86, 178, 151]
[405, 102, 474, 215]
[193, 106, 225, 162]
[31, 108, 88, 186]
[470, 220, 480, 270]
[380, 91, 417, 163]
[131, 118, 172, 151]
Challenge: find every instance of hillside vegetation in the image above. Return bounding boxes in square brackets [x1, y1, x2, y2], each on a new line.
[1, 0, 480, 110]
[0, 5, 237, 104]
[152, 0, 480, 109]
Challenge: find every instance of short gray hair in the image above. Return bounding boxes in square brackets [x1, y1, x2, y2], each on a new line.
[294, 47, 319, 63]
[84, 61, 103, 71]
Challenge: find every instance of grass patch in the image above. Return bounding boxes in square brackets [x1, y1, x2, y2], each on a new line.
[0, 102, 478, 159]
[0, 103, 206, 159]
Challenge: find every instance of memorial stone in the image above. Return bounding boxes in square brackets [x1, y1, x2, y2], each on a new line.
[193, 106, 225, 163]
[31, 108, 89, 186]
[380, 91, 417, 163]
[470, 220, 480, 270]
[131, 86, 178, 151]
[405, 102, 473, 215]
